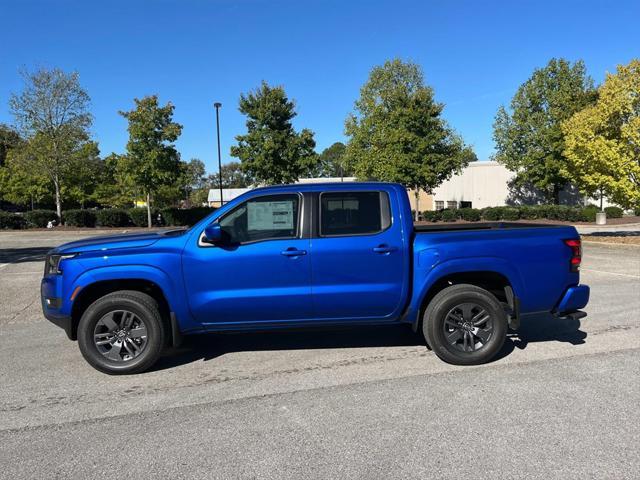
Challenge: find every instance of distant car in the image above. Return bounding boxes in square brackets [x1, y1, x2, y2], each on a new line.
[41, 183, 589, 374]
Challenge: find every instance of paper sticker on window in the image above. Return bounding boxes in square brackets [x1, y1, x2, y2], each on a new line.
[248, 201, 294, 230]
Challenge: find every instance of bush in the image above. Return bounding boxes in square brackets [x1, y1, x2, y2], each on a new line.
[64, 209, 97, 228]
[96, 209, 131, 227]
[440, 209, 458, 222]
[128, 207, 163, 227]
[501, 207, 520, 221]
[24, 209, 57, 228]
[0, 211, 25, 229]
[161, 207, 215, 227]
[604, 206, 623, 218]
[518, 206, 539, 220]
[635, 207, 640, 217]
[458, 208, 481, 222]
[482, 207, 503, 221]
[580, 205, 599, 222]
[421, 210, 441, 222]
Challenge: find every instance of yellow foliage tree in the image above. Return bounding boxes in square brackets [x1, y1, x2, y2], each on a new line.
[562, 59, 640, 210]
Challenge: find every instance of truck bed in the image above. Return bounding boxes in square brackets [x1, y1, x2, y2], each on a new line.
[414, 221, 566, 233]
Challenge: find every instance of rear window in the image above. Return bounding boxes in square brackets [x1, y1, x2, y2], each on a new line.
[320, 191, 390, 236]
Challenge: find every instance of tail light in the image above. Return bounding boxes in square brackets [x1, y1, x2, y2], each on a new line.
[564, 239, 582, 272]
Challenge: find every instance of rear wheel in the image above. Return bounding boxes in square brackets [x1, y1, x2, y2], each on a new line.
[423, 284, 507, 365]
[77, 290, 165, 374]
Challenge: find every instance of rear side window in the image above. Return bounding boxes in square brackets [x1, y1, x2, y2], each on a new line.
[320, 191, 390, 236]
[219, 194, 300, 244]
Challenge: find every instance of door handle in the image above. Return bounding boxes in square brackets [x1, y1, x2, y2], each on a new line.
[281, 248, 307, 257]
[373, 244, 397, 254]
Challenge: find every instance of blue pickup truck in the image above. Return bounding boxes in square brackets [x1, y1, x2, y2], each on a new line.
[42, 182, 589, 374]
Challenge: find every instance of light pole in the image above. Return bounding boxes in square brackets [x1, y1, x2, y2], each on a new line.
[214, 102, 223, 206]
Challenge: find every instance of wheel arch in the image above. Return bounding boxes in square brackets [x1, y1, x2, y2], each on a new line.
[70, 279, 174, 344]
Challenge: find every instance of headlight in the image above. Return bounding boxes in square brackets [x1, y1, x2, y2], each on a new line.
[45, 254, 77, 275]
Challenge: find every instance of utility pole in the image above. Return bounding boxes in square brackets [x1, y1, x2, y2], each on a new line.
[214, 102, 223, 206]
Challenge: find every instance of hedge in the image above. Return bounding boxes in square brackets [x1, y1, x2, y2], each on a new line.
[96, 209, 131, 227]
[419, 204, 626, 223]
[604, 206, 623, 218]
[24, 209, 57, 228]
[64, 209, 97, 228]
[0, 211, 25, 229]
[161, 207, 215, 226]
[128, 207, 163, 227]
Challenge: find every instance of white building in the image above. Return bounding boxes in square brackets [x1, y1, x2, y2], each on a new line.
[432, 161, 514, 210]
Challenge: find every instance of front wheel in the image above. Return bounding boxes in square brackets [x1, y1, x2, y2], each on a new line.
[423, 284, 507, 365]
[77, 290, 165, 374]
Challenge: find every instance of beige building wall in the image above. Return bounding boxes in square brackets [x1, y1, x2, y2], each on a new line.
[406, 188, 433, 213]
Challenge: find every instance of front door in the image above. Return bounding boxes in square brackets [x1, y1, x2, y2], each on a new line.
[183, 193, 312, 326]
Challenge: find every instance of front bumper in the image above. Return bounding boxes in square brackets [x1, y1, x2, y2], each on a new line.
[43, 309, 74, 340]
[41, 277, 75, 340]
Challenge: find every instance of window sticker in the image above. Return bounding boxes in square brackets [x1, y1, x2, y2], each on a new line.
[247, 201, 294, 230]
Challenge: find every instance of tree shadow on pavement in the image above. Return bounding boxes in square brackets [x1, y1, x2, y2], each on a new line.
[152, 313, 587, 372]
[0, 247, 51, 264]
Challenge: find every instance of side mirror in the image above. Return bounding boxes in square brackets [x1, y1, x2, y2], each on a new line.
[203, 223, 223, 244]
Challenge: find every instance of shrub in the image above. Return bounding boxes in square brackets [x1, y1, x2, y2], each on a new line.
[635, 206, 640, 216]
[518, 206, 539, 220]
[421, 210, 441, 222]
[580, 205, 599, 222]
[482, 207, 503, 221]
[161, 207, 215, 226]
[96, 209, 131, 227]
[64, 209, 97, 228]
[128, 207, 163, 227]
[24, 209, 57, 228]
[501, 207, 520, 221]
[604, 206, 623, 218]
[458, 208, 481, 222]
[440, 209, 458, 222]
[0, 211, 25, 229]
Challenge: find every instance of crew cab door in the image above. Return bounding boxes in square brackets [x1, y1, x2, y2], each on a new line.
[182, 193, 312, 325]
[310, 190, 407, 320]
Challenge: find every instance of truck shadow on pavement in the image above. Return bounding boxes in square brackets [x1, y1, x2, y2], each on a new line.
[0, 247, 51, 264]
[152, 315, 588, 371]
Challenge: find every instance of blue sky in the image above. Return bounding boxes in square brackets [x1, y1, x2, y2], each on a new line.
[1, 0, 638, 174]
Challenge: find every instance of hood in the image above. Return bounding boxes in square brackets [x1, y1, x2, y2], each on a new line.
[53, 229, 187, 254]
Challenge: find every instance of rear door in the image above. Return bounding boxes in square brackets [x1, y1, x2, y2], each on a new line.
[310, 189, 407, 320]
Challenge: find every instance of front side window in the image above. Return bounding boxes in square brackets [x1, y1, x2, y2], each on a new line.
[218, 194, 300, 244]
[320, 191, 390, 236]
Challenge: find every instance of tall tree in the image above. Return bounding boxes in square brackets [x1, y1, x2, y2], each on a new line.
[345, 59, 475, 218]
[93, 153, 136, 208]
[9, 68, 93, 219]
[493, 58, 597, 204]
[215, 161, 252, 188]
[315, 142, 352, 178]
[0, 146, 51, 208]
[562, 59, 640, 210]
[66, 141, 101, 208]
[231, 81, 317, 184]
[119, 95, 182, 227]
[0, 124, 21, 168]
[179, 158, 206, 206]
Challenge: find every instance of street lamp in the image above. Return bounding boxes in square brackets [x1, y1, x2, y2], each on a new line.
[214, 102, 223, 206]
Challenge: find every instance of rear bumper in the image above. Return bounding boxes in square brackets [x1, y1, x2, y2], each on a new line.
[554, 284, 590, 316]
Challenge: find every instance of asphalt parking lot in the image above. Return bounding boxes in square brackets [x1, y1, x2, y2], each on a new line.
[1, 230, 639, 479]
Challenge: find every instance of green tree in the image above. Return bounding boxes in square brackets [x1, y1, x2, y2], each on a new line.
[213, 161, 252, 188]
[562, 59, 640, 210]
[93, 153, 136, 208]
[0, 124, 21, 168]
[179, 158, 206, 206]
[1, 146, 51, 208]
[66, 141, 101, 208]
[9, 68, 93, 219]
[315, 142, 352, 178]
[493, 58, 597, 204]
[119, 95, 183, 227]
[231, 81, 317, 184]
[345, 59, 475, 218]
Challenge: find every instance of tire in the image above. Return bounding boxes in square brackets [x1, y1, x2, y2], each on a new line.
[422, 284, 507, 365]
[77, 290, 165, 374]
